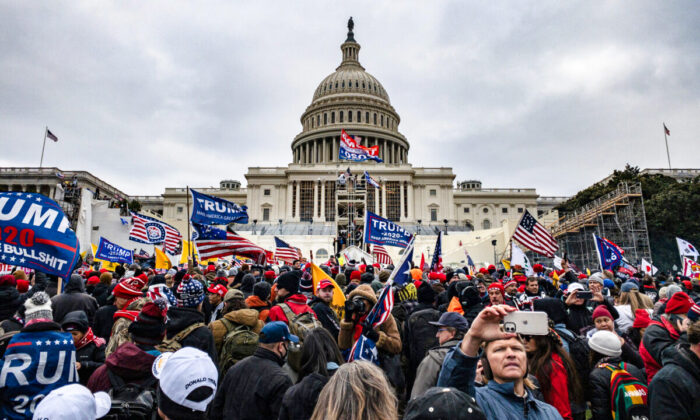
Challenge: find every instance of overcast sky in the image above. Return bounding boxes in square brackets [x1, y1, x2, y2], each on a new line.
[1, 1, 698, 197]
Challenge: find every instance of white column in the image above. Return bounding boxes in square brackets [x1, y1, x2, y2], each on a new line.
[320, 182, 326, 221]
[408, 183, 414, 221]
[375, 186, 380, 215]
[399, 180, 405, 221]
[295, 182, 301, 221]
[286, 183, 293, 222]
[313, 182, 319, 221]
[322, 139, 327, 163]
[332, 137, 338, 162]
[381, 182, 387, 217]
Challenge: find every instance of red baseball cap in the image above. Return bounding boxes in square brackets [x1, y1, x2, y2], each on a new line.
[207, 284, 227, 298]
[317, 279, 334, 290]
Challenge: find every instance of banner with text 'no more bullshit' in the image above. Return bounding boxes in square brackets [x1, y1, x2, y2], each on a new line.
[0, 192, 80, 278]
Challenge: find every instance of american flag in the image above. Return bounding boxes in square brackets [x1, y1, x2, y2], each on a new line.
[512, 210, 559, 258]
[193, 223, 266, 263]
[129, 212, 182, 255]
[275, 236, 301, 263]
[372, 245, 393, 265]
[365, 283, 394, 328]
[430, 231, 443, 272]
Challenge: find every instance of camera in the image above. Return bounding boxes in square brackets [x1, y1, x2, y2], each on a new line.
[344, 298, 365, 314]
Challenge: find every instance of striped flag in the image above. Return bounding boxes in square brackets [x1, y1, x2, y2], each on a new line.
[193, 222, 266, 263]
[46, 128, 58, 142]
[372, 245, 393, 265]
[512, 210, 559, 258]
[275, 236, 301, 263]
[365, 282, 394, 328]
[129, 212, 182, 255]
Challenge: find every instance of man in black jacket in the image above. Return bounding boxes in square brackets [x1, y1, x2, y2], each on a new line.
[310, 279, 340, 340]
[210, 321, 296, 420]
[50, 274, 99, 325]
[649, 307, 700, 419]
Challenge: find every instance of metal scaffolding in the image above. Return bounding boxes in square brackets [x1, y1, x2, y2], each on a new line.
[336, 177, 367, 248]
[548, 182, 652, 270]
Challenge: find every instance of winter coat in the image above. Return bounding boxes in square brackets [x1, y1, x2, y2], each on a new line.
[310, 296, 340, 340]
[90, 283, 111, 307]
[436, 345, 563, 420]
[411, 338, 461, 399]
[165, 306, 218, 363]
[87, 342, 157, 393]
[208, 308, 264, 353]
[209, 347, 293, 420]
[268, 294, 317, 324]
[649, 344, 700, 420]
[538, 353, 572, 420]
[278, 372, 329, 420]
[588, 356, 646, 420]
[75, 340, 106, 385]
[50, 276, 99, 325]
[92, 304, 117, 340]
[338, 285, 402, 355]
[640, 316, 681, 382]
[0, 316, 23, 334]
[0, 286, 22, 321]
[245, 295, 271, 320]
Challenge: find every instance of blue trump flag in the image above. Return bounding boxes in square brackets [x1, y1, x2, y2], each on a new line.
[95, 237, 133, 264]
[0, 330, 78, 419]
[190, 189, 248, 225]
[593, 234, 623, 270]
[363, 210, 413, 248]
[348, 335, 379, 365]
[0, 192, 80, 279]
[389, 237, 414, 286]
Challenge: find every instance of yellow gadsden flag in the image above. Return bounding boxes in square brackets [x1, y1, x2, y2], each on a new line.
[310, 262, 346, 316]
[501, 259, 511, 271]
[179, 240, 199, 265]
[155, 246, 172, 270]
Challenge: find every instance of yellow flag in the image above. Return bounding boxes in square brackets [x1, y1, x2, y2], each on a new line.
[502, 259, 511, 271]
[310, 262, 346, 316]
[179, 240, 199, 265]
[338, 254, 346, 267]
[552, 270, 560, 288]
[91, 244, 119, 271]
[586, 268, 591, 277]
[155, 247, 172, 270]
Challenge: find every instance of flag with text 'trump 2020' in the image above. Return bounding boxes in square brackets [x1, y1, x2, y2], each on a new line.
[339, 129, 383, 162]
[0, 192, 80, 278]
[190, 188, 249, 225]
[95, 237, 133, 265]
[363, 210, 413, 248]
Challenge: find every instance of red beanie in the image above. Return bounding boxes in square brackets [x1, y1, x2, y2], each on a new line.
[87, 276, 100, 286]
[533, 263, 544, 273]
[428, 272, 439, 281]
[350, 271, 362, 281]
[592, 305, 613, 321]
[264, 271, 276, 280]
[0, 274, 16, 288]
[16, 279, 29, 293]
[113, 278, 144, 298]
[504, 279, 518, 289]
[577, 273, 588, 280]
[438, 273, 447, 283]
[488, 282, 504, 295]
[479, 268, 488, 275]
[665, 292, 693, 315]
[632, 309, 651, 329]
[682, 280, 692, 291]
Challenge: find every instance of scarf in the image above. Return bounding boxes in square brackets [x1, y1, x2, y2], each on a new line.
[75, 327, 106, 350]
[352, 314, 368, 341]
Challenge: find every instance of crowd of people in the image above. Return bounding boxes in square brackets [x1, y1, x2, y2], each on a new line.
[1, 255, 699, 419]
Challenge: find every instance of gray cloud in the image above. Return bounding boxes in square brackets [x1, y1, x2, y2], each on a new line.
[1, 1, 698, 197]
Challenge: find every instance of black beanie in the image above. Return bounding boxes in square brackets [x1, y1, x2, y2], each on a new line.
[276, 271, 300, 295]
[360, 272, 374, 284]
[417, 282, 436, 305]
[532, 298, 568, 325]
[128, 302, 166, 345]
[253, 281, 271, 301]
[60, 310, 89, 333]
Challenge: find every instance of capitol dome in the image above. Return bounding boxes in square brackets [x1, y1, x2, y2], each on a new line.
[292, 19, 409, 165]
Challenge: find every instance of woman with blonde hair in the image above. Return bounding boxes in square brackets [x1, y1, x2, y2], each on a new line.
[614, 282, 653, 333]
[310, 361, 398, 420]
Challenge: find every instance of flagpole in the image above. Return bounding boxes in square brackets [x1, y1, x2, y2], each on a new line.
[593, 233, 604, 272]
[664, 123, 671, 170]
[39, 126, 48, 168]
[186, 186, 195, 266]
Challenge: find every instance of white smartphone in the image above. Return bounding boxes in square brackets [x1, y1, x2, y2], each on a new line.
[503, 311, 549, 336]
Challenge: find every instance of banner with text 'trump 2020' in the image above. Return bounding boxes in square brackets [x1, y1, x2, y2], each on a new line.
[95, 237, 133, 265]
[363, 210, 412, 248]
[0, 192, 80, 278]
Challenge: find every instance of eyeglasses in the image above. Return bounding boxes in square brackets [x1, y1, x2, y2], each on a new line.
[520, 335, 533, 341]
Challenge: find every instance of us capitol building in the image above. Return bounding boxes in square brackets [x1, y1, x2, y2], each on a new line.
[0, 20, 568, 263]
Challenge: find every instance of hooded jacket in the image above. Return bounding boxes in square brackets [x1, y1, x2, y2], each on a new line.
[61, 310, 106, 385]
[210, 347, 293, 420]
[640, 315, 681, 382]
[209, 308, 264, 353]
[0, 286, 21, 321]
[165, 306, 218, 363]
[279, 372, 330, 420]
[411, 338, 461, 399]
[268, 294, 317, 324]
[310, 295, 341, 340]
[50, 275, 98, 325]
[245, 295, 271, 320]
[338, 284, 402, 355]
[588, 356, 646, 420]
[86, 342, 157, 393]
[649, 344, 700, 419]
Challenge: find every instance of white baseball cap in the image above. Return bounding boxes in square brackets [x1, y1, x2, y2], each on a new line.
[33, 383, 111, 420]
[152, 347, 218, 413]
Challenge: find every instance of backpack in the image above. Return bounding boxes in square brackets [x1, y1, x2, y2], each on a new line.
[156, 322, 205, 353]
[103, 370, 157, 420]
[218, 318, 259, 375]
[601, 362, 649, 420]
[404, 308, 440, 395]
[279, 303, 322, 371]
[557, 327, 590, 388]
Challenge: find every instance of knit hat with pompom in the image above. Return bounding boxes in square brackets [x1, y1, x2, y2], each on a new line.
[176, 276, 204, 308]
[24, 291, 53, 322]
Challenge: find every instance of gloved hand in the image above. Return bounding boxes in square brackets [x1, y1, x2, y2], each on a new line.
[362, 322, 380, 342]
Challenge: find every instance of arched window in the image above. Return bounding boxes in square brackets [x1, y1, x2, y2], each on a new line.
[355, 81, 359, 88]
[335, 82, 338, 88]
[482, 219, 491, 230]
[342, 80, 345, 88]
[381, 115, 384, 126]
[362, 81, 365, 89]
[339, 111, 343, 123]
[374, 113, 377, 125]
[357, 111, 361, 122]
[366, 112, 369, 123]
[331, 112, 335, 123]
[311, 118, 314, 128]
[317, 115, 320, 126]
[348, 111, 352, 122]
